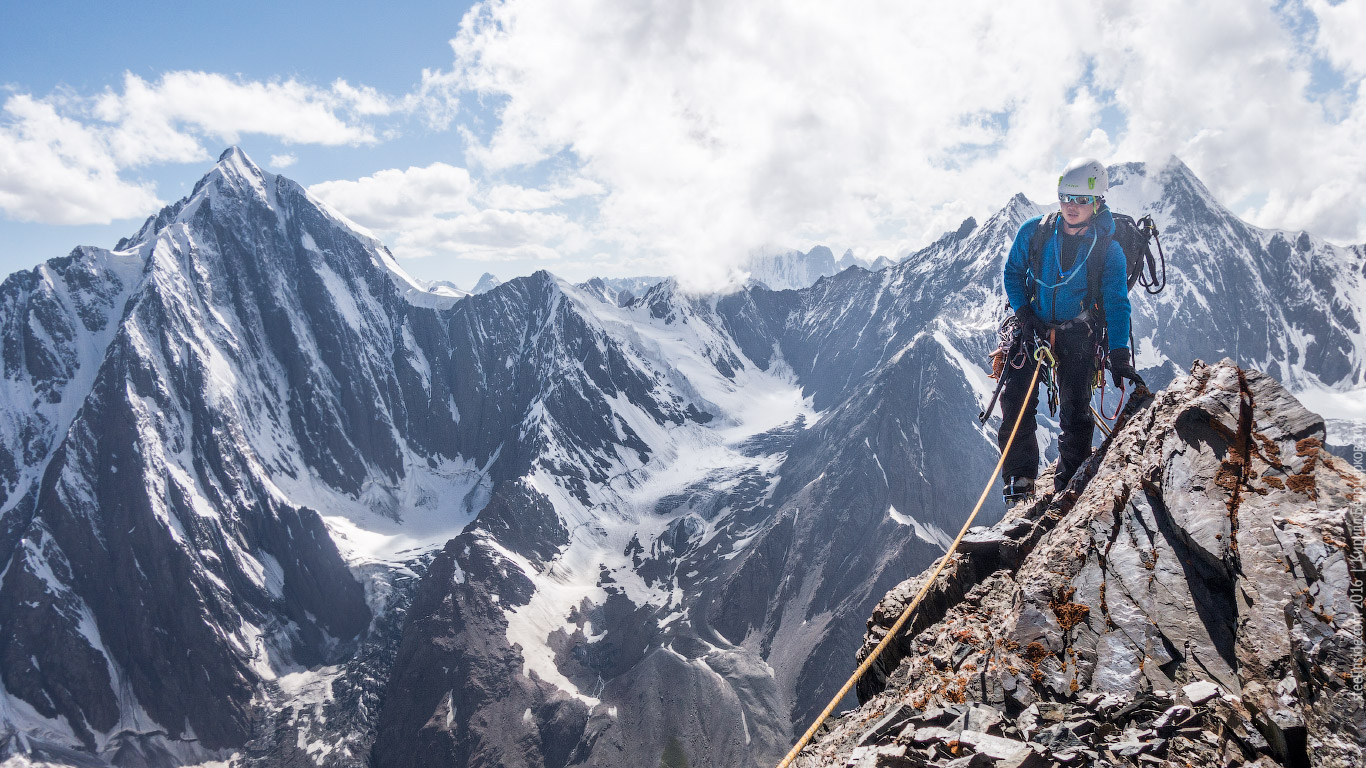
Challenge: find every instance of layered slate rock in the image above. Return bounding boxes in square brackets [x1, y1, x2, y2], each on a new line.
[795, 360, 1364, 768]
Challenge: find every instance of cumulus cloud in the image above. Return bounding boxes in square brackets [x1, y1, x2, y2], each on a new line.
[93, 72, 388, 167]
[1307, 0, 1366, 78]
[6, 1, 1361, 278]
[447, 0, 1117, 287]
[270, 153, 298, 169]
[0, 71, 423, 225]
[480, 177, 603, 210]
[310, 163, 477, 228]
[1102, 2, 1365, 242]
[0, 95, 162, 224]
[442, 0, 1366, 288]
[371, 208, 582, 263]
[392, 208, 579, 260]
[308, 163, 583, 262]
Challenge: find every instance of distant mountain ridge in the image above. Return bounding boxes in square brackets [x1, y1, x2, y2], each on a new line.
[744, 245, 837, 290]
[836, 248, 897, 273]
[0, 149, 1361, 768]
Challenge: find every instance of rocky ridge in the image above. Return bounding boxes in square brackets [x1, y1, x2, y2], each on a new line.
[794, 360, 1364, 768]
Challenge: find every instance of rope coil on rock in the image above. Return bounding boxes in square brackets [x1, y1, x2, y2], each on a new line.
[775, 355, 1047, 768]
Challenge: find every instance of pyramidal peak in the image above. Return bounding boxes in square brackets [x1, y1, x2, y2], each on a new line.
[195, 145, 277, 210]
[115, 146, 276, 252]
[471, 272, 502, 294]
[1001, 191, 1043, 221]
[119, 147, 450, 309]
[214, 145, 270, 183]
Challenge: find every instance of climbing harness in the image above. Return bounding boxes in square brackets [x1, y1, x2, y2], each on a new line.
[777, 355, 1049, 768]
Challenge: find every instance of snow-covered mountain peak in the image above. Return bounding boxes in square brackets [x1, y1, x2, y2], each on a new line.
[743, 245, 837, 290]
[1155, 154, 1205, 186]
[119, 149, 451, 311]
[114, 147, 278, 255]
[836, 249, 897, 274]
[420, 279, 471, 301]
[471, 272, 502, 294]
[1002, 191, 1039, 218]
[637, 276, 710, 324]
[203, 145, 275, 204]
[980, 193, 1044, 242]
[640, 275, 679, 302]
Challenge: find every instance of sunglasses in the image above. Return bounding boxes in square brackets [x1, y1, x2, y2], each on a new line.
[1059, 194, 1100, 206]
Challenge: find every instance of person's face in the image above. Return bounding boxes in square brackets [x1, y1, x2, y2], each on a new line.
[1059, 195, 1098, 228]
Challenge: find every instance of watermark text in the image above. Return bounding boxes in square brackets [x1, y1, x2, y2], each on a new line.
[1350, 445, 1364, 695]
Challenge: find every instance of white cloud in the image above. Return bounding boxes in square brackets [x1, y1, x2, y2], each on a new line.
[6, 1, 1361, 279]
[0, 71, 416, 225]
[382, 208, 581, 262]
[270, 153, 298, 169]
[0, 95, 162, 224]
[442, 0, 1366, 288]
[447, 0, 1114, 288]
[480, 176, 602, 210]
[309, 163, 582, 263]
[309, 163, 477, 228]
[1307, 0, 1366, 78]
[94, 72, 386, 167]
[1102, 2, 1365, 242]
[406, 211, 573, 252]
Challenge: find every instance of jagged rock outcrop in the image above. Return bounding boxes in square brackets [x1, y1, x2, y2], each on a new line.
[794, 360, 1364, 768]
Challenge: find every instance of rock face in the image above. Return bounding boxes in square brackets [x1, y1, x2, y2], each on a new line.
[793, 360, 1365, 768]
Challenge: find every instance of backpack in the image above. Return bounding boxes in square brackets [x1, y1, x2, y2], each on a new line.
[1025, 210, 1166, 347]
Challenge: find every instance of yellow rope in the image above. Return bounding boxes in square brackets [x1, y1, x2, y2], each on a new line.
[775, 355, 1045, 768]
[1092, 406, 1112, 437]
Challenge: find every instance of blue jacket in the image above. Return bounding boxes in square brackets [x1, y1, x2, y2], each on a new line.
[1003, 208, 1131, 352]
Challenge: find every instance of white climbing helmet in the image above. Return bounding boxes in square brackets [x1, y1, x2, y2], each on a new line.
[1057, 157, 1108, 197]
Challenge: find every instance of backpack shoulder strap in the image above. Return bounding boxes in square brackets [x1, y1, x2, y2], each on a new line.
[1087, 219, 1116, 321]
[1026, 213, 1058, 299]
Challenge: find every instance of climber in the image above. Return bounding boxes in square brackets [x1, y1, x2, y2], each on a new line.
[998, 158, 1144, 502]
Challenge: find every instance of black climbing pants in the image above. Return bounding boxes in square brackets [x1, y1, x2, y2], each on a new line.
[997, 324, 1097, 492]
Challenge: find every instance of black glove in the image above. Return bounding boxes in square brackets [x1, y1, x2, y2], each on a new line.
[1108, 348, 1146, 389]
[1014, 305, 1043, 340]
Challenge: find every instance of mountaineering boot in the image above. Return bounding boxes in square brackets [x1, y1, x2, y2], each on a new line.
[1002, 476, 1035, 503]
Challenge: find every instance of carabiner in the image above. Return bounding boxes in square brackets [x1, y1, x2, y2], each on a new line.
[1033, 344, 1056, 368]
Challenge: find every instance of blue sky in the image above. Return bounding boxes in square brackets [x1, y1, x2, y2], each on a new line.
[2, 1, 1363, 291]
